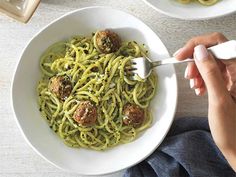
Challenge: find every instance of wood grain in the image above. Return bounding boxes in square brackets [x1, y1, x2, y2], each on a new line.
[0, 0, 236, 176]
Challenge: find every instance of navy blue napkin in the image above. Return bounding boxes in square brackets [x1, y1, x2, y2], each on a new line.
[124, 117, 236, 177]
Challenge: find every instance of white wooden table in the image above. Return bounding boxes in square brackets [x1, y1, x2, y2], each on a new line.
[0, 0, 236, 176]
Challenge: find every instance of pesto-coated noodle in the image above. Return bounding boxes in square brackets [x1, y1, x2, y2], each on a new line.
[177, 0, 219, 6]
[37, 33, 157, 150]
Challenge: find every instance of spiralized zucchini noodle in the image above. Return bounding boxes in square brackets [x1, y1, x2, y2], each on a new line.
[177, 0, 219, 6]
[37, 32, 157, 150]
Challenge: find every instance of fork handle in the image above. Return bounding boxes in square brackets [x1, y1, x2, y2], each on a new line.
[152, 57, 194, 67]
[152, 40, 236, 67]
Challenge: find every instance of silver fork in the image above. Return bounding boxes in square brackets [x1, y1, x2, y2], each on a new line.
[128, 40, 236, 80]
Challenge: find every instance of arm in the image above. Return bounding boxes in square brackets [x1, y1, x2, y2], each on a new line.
[174, 32, 236, 172]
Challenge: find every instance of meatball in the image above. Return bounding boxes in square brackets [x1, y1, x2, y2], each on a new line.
[123, 104, 145, 127]
[73, 101, 97, 126]
[94, 30, 121, 53]
[48, 76, 72, 101]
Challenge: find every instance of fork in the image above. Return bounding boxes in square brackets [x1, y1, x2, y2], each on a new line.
[128, 40, 236, 80]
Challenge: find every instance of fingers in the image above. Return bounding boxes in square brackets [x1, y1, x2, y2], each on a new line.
[189, 74, 206, 96]
[222, 60, 236, 99]
[185, 62, 199, 79]
[195, 86, 206, 96]
[174, 32, 228, 60]
[190, 76, 203, 89]
[185, 59, 205, 96]
[177, 32, 228, 98]
[193, 45, 230, 103]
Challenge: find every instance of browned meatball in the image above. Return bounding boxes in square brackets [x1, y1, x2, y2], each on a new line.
[94, 30, 121, 53]
[48, 76, 72, 101]
[73, 101, 97, 126]
[123, 104, 145, 127]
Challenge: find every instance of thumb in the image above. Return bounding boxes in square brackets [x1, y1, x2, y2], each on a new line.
[194, 45, 230, 103]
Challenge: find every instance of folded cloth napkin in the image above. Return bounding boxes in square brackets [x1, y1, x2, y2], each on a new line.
[124, 117, 236, 177]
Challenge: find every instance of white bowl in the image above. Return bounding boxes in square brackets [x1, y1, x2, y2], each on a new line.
[11, 6, 177, 176]
[143, 0, 236, 20]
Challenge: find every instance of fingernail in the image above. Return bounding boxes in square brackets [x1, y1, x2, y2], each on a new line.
[184, 65, 189, 79]
[173, 48, 183, 57]
[190, 79, 195, 89]
[194, 45, 209, 61]
[195, 88, 201, 96]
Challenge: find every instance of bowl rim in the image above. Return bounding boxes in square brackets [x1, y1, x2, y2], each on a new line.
[142, 0, 236, 20]
[11, 6, 178, 175]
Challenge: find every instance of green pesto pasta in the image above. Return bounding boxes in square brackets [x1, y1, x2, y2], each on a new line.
[37, 32, 157, 150]
[177, 0, 219, 6]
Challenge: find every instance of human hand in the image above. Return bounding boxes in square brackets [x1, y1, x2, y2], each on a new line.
[174, 32, 236, 172]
